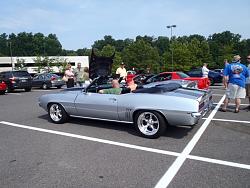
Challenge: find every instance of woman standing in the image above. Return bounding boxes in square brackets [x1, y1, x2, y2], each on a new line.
[64, 64, 75, 88]
[82, 67, 90, 85]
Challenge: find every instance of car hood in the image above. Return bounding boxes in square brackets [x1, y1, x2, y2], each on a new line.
[89, 50, 115, 79]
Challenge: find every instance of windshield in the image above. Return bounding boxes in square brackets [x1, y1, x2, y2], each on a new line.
[46, 74, 60, 78]
[13, 71, 30, 77]
[177, 72, 189, 78]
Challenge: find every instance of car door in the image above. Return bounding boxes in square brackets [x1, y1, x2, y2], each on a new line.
[74, 92, 119, 120]
[32, 75, 42, 87]
[32, 75, 39, 87]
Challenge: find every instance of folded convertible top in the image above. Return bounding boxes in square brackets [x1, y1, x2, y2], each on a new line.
[133, 83, 182, 93]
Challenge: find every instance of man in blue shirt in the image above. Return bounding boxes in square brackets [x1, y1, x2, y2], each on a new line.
[246, 55, 250, 110]
[222, 55, 249, 113]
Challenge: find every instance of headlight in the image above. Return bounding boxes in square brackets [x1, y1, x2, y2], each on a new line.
[191, 112, 201, 118]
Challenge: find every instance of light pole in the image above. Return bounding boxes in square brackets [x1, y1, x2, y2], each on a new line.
[7, 41, 14, 70]
[167, 25, 176, 71]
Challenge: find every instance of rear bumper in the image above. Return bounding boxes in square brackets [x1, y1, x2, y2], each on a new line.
[0, 84, 7, 91]
[11, 82, 32, 89]
[165, 110, 202, 126]
[165, 97, 213, 126]
[51, 81, 65, 87]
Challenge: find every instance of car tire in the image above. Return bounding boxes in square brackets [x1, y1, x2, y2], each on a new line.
[42, 83, 48, 90]
[134, 111, 166, 139]
[48, 103, 68, 124]
[0, 90, 5, 95]
[57, 86, 62, 89]
[25, 87, 32, 92]
[6, 86, 13, 93]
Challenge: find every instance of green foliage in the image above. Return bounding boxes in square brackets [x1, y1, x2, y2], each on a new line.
[0, 32, 62, 57]
[33, 56, 69, 73]
[122, 39, 160, 73]
[163, 41, 192, 71]
[101, 44, 115, 57]
[15, 58, 27, 71]
[0, 31, 249, 72]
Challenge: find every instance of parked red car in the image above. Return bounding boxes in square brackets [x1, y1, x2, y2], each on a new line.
[0, 80, 7, 94]
[126, 70, 137, 83]
[145, 72, 210, 89]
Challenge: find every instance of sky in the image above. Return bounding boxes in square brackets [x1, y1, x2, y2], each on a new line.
[1, 0, 250, 50]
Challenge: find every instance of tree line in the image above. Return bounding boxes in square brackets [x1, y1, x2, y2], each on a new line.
[0, 31, 250, 73]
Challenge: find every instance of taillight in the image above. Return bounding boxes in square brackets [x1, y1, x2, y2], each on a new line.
[51, 76, 56, 81]
[199, 102, 205, 111]
[9, 77, 16, 83]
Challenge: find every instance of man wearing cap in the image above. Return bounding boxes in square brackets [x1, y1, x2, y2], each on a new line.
[221, 55, 249, 113]
[116, 62, 127, 80]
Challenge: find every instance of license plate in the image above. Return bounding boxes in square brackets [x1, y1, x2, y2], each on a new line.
[21, 80, 27, 82]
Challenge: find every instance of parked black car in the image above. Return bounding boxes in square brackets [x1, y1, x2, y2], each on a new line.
[133, 74, 155, 85]
[32, 73, 65, 89]
[0, 71, 32, 92]
[186, 68, 223, 85]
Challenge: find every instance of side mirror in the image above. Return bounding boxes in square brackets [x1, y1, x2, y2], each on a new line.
[82, 88, 87, 93]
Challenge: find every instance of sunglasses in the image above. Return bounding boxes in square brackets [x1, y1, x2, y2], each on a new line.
[247, 58, 250, 59]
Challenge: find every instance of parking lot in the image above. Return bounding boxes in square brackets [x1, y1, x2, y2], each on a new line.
[0, 85, 249, 188]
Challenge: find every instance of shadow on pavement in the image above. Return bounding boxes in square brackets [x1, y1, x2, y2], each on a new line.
[38, 115, 195, 139]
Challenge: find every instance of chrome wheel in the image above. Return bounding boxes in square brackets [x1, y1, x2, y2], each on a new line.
[137, 112, 160, 136]
[42, 83, 48, 90]
[49, 104, 63, 122]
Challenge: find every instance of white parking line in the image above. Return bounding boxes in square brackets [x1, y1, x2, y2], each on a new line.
[0, 119, 249, 171]
[187, 155, 250, 169]
[7, 93, 22, 95]
[0, 121, 180, 157]
[32, 90, 54, 92]
[154, 95, 226, 188]
[213, 102, 249, 106]
[203, 118, 250, 125]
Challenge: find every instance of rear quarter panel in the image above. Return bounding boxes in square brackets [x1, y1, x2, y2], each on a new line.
[116, 93, 199, 125]
[184, 77, 209, 89]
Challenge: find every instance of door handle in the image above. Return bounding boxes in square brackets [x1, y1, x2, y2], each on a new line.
[109, 98, 117, 101]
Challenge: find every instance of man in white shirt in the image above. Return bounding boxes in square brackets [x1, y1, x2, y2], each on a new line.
[116, 62, 127, 80]
[202, 63, 209, 78]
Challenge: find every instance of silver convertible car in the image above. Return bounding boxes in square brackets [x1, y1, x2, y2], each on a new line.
[39, 77, 212, 138]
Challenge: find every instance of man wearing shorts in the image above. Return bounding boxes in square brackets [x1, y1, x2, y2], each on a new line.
[222, 55, 249, 113]
[246, 55, 250, 109]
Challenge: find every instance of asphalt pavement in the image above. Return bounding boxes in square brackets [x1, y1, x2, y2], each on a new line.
[0, 85, 249, 188]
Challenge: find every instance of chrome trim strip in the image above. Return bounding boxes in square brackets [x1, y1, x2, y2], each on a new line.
[70, 115, 133, 124]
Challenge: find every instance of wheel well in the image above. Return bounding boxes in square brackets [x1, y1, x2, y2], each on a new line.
[47, 102, 53, 110]
[133, 109, 168, 125]
[47, 102, 62, 110]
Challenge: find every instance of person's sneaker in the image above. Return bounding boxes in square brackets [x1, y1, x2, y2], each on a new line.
[234, 109, 240, 113]
[220, 108, 227, 112]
